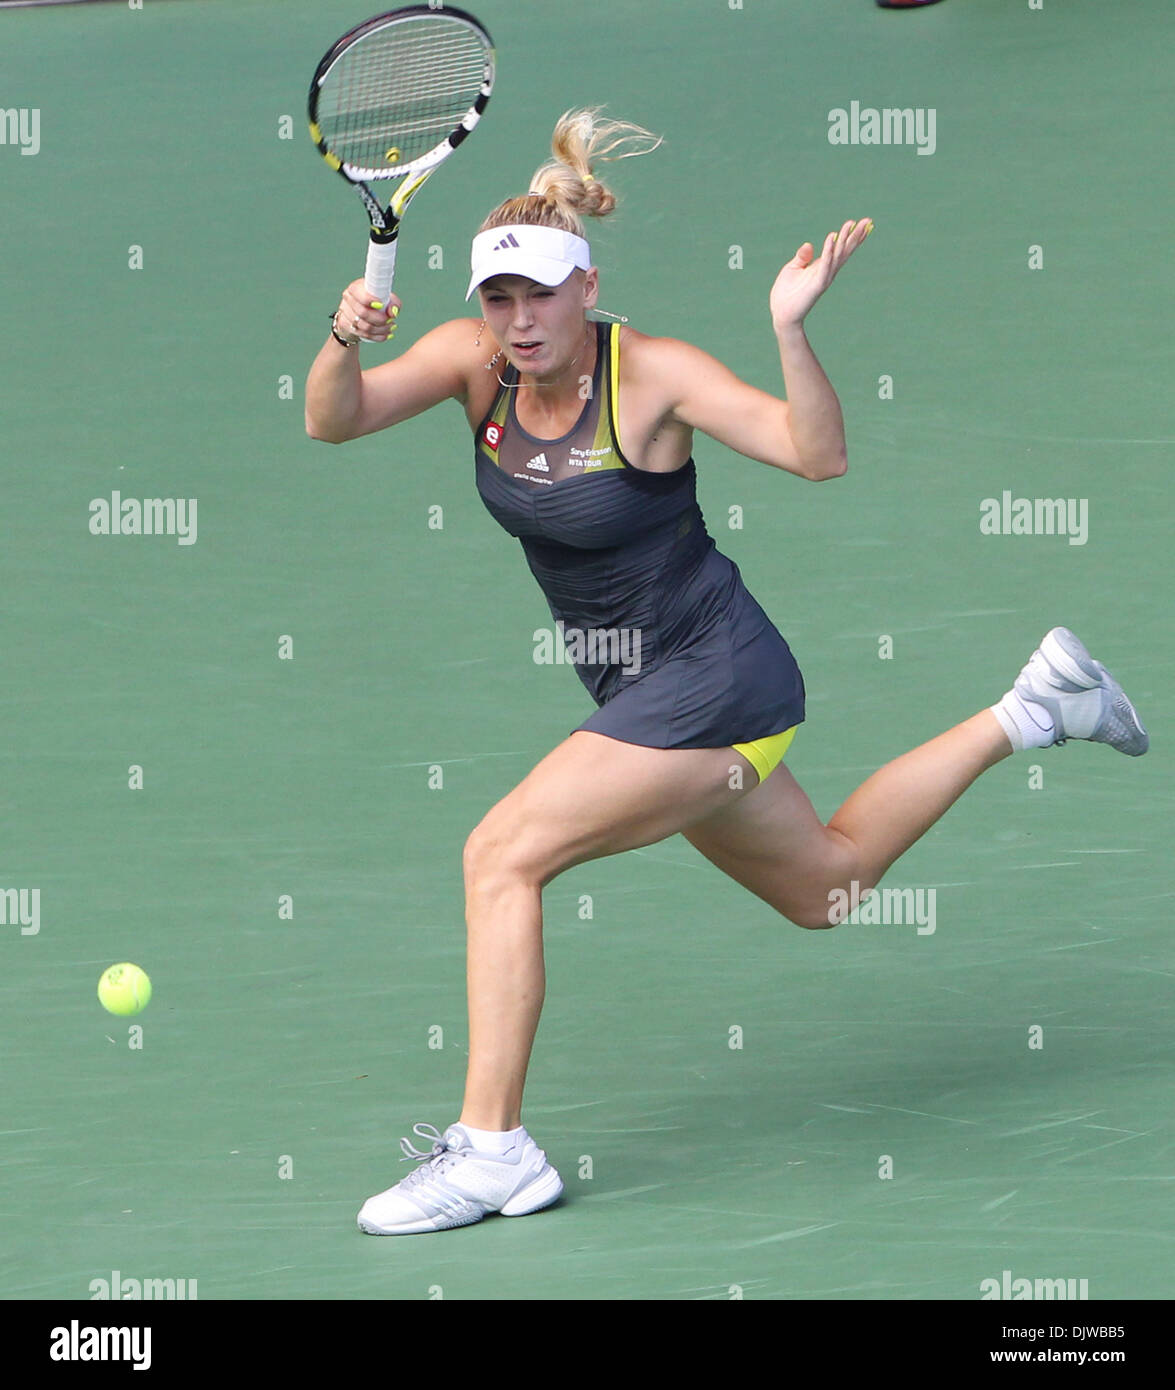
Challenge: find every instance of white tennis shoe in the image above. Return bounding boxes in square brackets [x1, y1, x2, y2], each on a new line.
[1000, 626, 1149, 755]
[357, 1122, 564, 1235]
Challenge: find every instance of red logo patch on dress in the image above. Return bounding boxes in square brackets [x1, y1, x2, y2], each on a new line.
[482, 422, 503, 452]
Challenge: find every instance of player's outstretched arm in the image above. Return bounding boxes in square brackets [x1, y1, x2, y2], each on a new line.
[654, 217, 872, 480]
[765, 216, 872, 478]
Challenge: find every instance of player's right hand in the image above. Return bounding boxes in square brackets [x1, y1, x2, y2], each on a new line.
[335, 280, 402, 343]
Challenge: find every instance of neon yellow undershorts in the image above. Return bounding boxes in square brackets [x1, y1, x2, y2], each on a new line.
[730, 724, 798, 785]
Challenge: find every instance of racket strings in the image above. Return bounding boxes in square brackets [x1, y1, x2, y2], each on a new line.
[317, 19, 489, 171]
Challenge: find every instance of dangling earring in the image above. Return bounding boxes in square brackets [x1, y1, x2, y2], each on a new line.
[474, 319, 487, 345]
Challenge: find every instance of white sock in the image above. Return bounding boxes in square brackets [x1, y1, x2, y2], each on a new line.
[990, 689, 1055, 752]
[459, 1123, 527, 1154]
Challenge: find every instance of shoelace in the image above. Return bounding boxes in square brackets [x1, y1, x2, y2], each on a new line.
[397, 1123, 463, 1187]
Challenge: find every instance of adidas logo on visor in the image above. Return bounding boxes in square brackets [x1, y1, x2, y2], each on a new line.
[493, 233, 521, 251]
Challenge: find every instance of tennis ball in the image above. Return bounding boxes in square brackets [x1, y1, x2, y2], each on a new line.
[98, 963, 152, 1016]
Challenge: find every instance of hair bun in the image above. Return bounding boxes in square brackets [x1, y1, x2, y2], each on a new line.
[478, 109, 660, 240]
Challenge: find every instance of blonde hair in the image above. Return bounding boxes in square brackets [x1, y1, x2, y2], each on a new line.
[478, 107, 662, 237]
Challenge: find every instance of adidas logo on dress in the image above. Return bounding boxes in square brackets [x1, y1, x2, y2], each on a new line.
[526, 453, 549, 472]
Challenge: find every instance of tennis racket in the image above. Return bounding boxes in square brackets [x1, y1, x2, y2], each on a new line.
[308, 5, 495, 338]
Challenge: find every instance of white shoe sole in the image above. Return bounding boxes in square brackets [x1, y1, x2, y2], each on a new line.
[357, 1163, 564, 1236]
[500, 1164, 564, 1217]
[1024, 627, 1149, 755]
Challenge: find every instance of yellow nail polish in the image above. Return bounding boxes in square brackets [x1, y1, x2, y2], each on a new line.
[390, 305, 399, 317]
[370, 300, 384, 310]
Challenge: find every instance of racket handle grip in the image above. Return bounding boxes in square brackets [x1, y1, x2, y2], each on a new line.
[362, 235, 399, 336]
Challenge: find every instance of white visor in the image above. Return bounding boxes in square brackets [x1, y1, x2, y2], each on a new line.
[466, 224, 591, 300]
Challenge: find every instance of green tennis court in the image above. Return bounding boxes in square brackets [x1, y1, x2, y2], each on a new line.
[2, 0, 1170, 1308]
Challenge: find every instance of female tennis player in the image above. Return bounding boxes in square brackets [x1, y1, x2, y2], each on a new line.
[305, 110, 1148, 1236]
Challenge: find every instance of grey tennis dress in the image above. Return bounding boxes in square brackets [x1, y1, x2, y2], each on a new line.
[473, 320, 805, 749]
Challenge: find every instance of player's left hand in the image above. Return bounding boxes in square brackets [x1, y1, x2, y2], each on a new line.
[769, 218, 872, 330]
